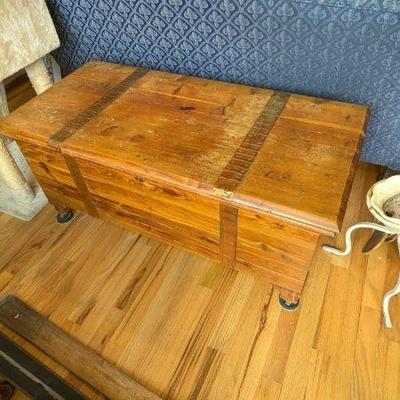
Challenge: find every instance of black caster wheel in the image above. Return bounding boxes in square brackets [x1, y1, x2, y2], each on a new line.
[279, 296, 300, 311]
[56, 210, 74, 224]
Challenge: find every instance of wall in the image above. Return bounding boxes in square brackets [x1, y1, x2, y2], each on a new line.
[47, 0, 400, 169]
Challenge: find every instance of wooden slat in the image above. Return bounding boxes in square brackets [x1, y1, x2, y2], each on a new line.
[213, 91, 289, 195]
[50, 68, 148, 145]
[236, 208, 318, 293]
[0, 296, 161, 400]
[17, 140, 88, 213]
[0, 62, 136, 146]
[219, 204, 238, 267]
[74, 157, 220, 260]
[63, 155, 99, 217]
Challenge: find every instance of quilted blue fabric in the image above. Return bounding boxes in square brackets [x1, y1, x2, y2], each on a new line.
[47, 0, 400, 169]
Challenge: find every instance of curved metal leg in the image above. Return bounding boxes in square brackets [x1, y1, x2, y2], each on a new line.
[382, 236, 400, 328]
[322, 222, 399, 256]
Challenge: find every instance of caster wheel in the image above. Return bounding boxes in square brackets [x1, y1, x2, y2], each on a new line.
[279, 296, 299, 311]
[56, 210, 74, 224]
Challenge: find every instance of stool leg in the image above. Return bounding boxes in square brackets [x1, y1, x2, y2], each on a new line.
[382, 235, 400, 328]
[25, 57, 53, 95]
[0, 81, 9, 116]
[48, 55, 62, 83]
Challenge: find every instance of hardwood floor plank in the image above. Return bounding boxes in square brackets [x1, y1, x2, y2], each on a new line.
[278, 236, 332, 400]
[351, 305, 381, 400]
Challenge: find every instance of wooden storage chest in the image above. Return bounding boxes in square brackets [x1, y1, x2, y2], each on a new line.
[0, 62, 369, 307]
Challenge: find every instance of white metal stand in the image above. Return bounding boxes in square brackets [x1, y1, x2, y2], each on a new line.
[382, 236, 400, 328]
[323, 223, 400, 328]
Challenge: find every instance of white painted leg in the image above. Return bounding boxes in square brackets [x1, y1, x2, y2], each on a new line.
[322, 222, 400, 256]
[0, 81, 9, 116]
[0, 81, 11, 145]
[382, 236, 400, 328]
[25, 57, 53, 95]
[49, 55, 62, 83]
[43, 54, 62, 83]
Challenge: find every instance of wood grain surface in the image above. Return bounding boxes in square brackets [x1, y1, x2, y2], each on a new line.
[0, 162, 398, 400]
[0, 61, 368, 234]
[16, 140, 88, 213]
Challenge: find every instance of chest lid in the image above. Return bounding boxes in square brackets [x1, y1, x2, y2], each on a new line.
[0, 61, 369, 235]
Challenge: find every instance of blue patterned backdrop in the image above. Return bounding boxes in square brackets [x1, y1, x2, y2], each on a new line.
[46, 0, 400, 169]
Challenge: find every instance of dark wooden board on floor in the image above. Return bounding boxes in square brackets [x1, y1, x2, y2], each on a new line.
[0, 296, 161, 400]
[0, 331, 87, 400]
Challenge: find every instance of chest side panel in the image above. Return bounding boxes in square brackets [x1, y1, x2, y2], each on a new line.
[235, 208, 319, 293]
[17, 141, 87, 213]
[74, 158, 221, 260]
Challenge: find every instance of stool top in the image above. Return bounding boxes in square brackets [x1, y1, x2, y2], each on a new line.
[0, 0, 59, 80]
[0, 61, 369, 234]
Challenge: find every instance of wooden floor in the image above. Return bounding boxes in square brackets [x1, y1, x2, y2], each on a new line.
[0, 161, 399, 399]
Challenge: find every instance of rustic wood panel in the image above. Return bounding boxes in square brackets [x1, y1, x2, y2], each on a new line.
[16, 141, 87, 212]
[236, 209, 319, 293]
[50, 67, 149, 145]
[0, 61, 368, 235]
[236, 100, 368, 234]
[0, 61, 369, 305]
[0, 62, 135, 146]
[75, 157, 220, 260]
[61, 70, 270, 188]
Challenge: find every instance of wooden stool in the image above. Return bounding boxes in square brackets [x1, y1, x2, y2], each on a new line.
[0, 0, 60, 219]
